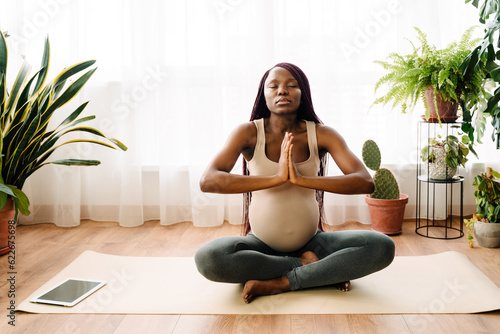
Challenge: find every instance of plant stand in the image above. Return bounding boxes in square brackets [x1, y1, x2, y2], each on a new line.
[415, 121, 464, 239]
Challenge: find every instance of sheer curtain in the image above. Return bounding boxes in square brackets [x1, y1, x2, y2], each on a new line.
[1, 0, 498, 227]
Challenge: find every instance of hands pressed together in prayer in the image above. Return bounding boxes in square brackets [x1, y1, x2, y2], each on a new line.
[277, 132, 302, 185]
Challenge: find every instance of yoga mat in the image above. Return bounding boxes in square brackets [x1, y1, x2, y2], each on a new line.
[18, 250, 500, 314]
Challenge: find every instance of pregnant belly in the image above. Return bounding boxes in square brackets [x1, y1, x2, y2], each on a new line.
[249, 195, 319, 252]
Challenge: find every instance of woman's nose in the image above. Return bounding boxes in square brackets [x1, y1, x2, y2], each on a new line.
[278, 85, 288, 95]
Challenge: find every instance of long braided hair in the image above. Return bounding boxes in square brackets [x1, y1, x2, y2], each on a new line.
[242, 62, 328, 235]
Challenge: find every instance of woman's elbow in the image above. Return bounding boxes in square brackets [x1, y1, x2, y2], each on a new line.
[363, 177, 376, 194]
[199, 175, 213, 193]
[199, 172, 224, 193]
[366, 178, 375, 194]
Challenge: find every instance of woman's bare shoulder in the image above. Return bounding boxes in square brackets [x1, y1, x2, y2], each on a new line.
[235, 121, 257, 133]
[231, 121, 257, 140]
[223, 121, 257, 160]
[315, 123, 343, 140]
[315, 123, 349, 152]
[223, 121, 257, 151]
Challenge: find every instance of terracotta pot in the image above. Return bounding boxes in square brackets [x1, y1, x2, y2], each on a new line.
[474, 220, 500, 248]
[0, 198, 16, 256]
[424, 87, 459, 122]
[365, 194, 409, 235]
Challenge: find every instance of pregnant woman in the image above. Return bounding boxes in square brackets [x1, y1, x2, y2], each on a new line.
[195, 62, 395, 303]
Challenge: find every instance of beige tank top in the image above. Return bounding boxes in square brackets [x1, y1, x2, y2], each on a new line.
[247, 118, 321, 252]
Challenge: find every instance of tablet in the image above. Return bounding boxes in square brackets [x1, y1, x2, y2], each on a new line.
[30, 278, 107, 307]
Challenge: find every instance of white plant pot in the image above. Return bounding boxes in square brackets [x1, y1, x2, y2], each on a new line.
[426, 146, 457, 180]
[474, 220, 500, 248]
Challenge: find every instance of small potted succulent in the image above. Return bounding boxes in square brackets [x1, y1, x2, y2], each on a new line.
[465, 167, 500, 248]
[420, 133, 477, 180]
[362, 140, 408, 235]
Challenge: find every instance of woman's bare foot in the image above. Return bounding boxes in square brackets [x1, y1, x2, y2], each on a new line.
[241, 252, 348, 303]
[334, 281, 351, 292]
[242, 276, 291, 304]
[298, 251, 319, 265]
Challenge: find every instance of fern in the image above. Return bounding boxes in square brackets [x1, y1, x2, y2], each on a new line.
[373, 26, 486, 117]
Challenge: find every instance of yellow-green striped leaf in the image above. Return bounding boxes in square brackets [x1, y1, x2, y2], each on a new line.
[0, 31, 7, 75]
[50, 159, 101, 166]
[45, 67, 97, 115]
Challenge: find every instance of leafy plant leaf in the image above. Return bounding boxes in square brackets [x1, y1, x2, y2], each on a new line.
[0, 33, 127, 217]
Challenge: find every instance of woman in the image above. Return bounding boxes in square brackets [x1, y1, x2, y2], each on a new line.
[195, 63, 395, 304]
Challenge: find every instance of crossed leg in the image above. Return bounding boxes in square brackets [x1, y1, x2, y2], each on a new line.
[195, 230, 394, 304]
[242, 251, 351, 303]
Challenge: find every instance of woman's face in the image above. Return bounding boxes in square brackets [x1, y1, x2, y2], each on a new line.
[264, 67, 302, 116]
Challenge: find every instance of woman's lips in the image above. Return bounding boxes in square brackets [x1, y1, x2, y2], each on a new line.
[276, 98, 291, 104]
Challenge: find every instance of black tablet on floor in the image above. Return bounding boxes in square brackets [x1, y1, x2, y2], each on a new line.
[30, 278, 107, 307]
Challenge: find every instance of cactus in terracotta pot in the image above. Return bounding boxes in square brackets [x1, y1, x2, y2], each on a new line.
[362, 140, 400, 199]
[362, 140, 407, 235]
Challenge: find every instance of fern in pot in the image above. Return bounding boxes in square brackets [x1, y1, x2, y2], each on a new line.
[0, 32, 127, 255]
[373, 26, 486, 128]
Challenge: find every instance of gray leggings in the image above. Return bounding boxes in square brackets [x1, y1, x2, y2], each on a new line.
[195, 230, 395, 291]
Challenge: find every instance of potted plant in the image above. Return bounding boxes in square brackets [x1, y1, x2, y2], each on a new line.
[372, 26, 486, 126]
[0, 32, 127, 255]
[362, 139, 408, 235]
[420, 132, 477, 180]
[461, 0, 500, 149]
[465, 167, 500, 248]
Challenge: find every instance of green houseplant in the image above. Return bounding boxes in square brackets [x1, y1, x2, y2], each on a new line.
[0, 32, 127, 255]
[373, 26, 486, 127]
[420, 132, 477, 180]
[461, 0, 500, 149]
[465, 167, 500, 248]
[362, 140, 408, 235]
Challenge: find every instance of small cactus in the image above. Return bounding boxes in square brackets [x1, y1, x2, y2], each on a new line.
[362, 140, 400, 200]
[362, 140, 381, 171]
[372, 168, 400, 199]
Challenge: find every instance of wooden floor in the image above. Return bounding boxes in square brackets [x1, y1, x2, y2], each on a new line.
[1, 219, 499, 334]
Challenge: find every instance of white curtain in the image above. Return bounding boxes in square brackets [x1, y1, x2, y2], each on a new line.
[1, 0, 499, 227]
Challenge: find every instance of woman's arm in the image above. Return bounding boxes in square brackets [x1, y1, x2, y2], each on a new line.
[200, 123, 292, 194]
[288, 124, 375, 194]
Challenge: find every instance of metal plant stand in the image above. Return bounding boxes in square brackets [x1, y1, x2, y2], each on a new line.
[415, 121, 464, 239]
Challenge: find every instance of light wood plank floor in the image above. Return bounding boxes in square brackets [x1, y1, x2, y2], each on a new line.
[1, 219, 499, 334]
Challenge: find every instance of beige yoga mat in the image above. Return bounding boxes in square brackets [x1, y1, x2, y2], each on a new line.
[18, 250, 500, 314]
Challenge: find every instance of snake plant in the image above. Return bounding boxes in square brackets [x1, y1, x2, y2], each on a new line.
[0, 31, 127, 219]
